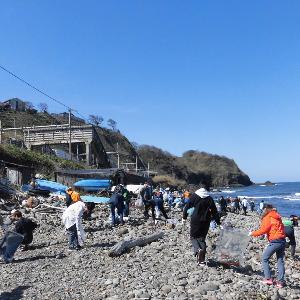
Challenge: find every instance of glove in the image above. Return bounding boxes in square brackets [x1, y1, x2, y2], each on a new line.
[248, 231, 252, 237]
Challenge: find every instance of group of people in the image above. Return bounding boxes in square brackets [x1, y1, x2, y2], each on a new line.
[183, 189, 298, 288]
[218, 196, 256, 215]
[0, 180, 298, 290]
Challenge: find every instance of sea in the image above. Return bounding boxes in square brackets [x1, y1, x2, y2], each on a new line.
[211, 182, 300, 217]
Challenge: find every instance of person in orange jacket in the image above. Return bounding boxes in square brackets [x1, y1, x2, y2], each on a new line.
[249, 204, 286, 288]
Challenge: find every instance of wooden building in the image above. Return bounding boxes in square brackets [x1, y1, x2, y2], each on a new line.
[0, 160, 34, 186]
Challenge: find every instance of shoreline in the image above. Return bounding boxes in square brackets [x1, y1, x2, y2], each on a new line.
[0, 205, 299, 299]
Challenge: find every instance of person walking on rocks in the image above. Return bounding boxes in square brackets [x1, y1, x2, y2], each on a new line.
[140, 181, 155, 219]
[219, 196, 227, 214]
[283, 219, 296, 259]
[250, 200, 255, 212]
[182, 188, 220, 266]
[11, 211, 38, 251]
[122, 185, 132, 218]
[249, 204, 286, 288]
[259, 200, 264, 214]
[241, 197, 248, 215]
[109, 185, 126, 226]
[62, 201, 87, 250]
[153, 191, 169, 223]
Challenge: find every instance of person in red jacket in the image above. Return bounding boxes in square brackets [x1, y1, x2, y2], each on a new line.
[250, 204, 286, 288]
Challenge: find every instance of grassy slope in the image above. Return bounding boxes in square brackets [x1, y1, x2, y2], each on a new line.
[0, 144, 84, 177]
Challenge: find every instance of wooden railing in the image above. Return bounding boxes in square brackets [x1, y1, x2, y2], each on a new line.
[22, 125, 94, 145]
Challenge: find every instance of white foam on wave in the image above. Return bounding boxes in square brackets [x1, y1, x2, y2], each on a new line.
[284, 193, 300, 201]
[221, 190, 236, 194]
[284, 197, 300, 201]
[237, 195, 282, 200]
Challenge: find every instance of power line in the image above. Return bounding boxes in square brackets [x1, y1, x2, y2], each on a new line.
[0, 63, 95, 126]
[0, 64, 72, 110]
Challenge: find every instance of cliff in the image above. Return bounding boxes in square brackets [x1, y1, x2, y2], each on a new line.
[137, 146, 252, 188]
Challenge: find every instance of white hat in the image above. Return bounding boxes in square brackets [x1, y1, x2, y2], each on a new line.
[195, 188, 209, 198]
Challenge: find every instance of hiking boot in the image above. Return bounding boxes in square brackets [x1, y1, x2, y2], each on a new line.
[262, 278, 273, 285]
[197, 261, 206, 266]
[21, 245, 29, 251]
[197, 249, 205, 265]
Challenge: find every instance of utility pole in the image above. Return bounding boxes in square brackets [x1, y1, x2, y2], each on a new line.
[135, 156, 138, 173]
[0, 120, 2, 144]
[117, 142, 120, 169]
[147, 162, 150, 178]
[68, 109, 72, 160]
[14, 118, 16, 139]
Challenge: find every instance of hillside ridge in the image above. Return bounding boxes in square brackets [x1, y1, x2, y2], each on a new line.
[0, 110, 252, 187]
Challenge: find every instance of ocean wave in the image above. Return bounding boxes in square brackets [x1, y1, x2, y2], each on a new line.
[237, 195, 283, 200]
[284, 196, 300, 201]
[221, 190, 236, 194]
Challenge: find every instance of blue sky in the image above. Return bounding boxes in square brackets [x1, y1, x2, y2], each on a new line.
[1, 1, 300, 182]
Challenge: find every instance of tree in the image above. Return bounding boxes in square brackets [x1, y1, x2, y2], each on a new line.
[24, 101, 34, 110]
[88, 114, 104, 126]
[131, 141, 139, 150]
[107, 118, 117, 131]
[38, 102, 48, 112]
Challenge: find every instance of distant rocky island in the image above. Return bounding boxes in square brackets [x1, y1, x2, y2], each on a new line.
[256, 181, 275, 186]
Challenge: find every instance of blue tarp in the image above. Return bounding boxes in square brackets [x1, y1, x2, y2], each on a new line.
[81, 195, 110, 204]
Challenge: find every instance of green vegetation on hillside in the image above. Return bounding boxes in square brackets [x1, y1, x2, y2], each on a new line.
[0, 144, 84, 177]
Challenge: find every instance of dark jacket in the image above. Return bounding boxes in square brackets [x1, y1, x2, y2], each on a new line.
[110, 193, 125, 210]
[183, 193, 220, 238]
[140, 186, 152, 202]
[284, 225, 296, 246]
[15, 218, 38, 245]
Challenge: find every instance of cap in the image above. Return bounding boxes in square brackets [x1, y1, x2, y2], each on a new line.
[195, 188, 209, 198]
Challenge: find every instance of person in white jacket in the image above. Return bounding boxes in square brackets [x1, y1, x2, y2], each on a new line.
[62, 201, 87, 250]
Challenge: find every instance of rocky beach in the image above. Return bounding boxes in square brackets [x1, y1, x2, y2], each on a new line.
[0, 205, 299, 300]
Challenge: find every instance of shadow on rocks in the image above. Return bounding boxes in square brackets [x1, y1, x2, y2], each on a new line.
[0, 285, 30, 300]
[207, 260, 262, 276]
[14, 254, 58, 263]
[89, 242, 117, 248]
[85, 226, 107, 233]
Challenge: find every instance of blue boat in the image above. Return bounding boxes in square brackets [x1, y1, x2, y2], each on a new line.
[81, 195, 110, 204]
[36, 179, 68, 193]
[73, 179, 111, 192]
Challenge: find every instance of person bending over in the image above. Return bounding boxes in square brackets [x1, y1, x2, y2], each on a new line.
[11, 211, 38, 251]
